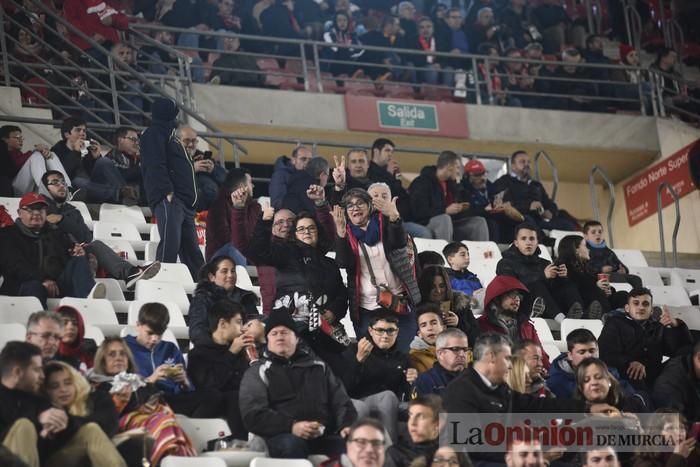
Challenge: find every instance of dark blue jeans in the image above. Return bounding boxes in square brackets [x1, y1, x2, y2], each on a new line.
[264, 433, 346, 459]
[153, 195, 204, 279]
[18, 256, 95, 308]
[91, 157, 127, 195]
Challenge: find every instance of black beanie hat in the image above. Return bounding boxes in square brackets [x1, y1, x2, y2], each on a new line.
[264, 310, 298, 337]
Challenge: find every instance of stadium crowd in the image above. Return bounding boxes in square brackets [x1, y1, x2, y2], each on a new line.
[0, 97, 699, 467]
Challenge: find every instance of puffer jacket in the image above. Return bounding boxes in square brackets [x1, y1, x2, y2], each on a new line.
[269, 155, 297, 209]
[496, 244, 551, 286]
[239, 349, 357, 437]
[409, 336, 437, 374]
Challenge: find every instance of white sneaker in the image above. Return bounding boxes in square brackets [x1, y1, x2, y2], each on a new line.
[125, 261, 161, 289]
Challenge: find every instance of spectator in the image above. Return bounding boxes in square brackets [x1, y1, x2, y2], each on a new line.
[341, 311, 412, 442]
[498, 0, 538, 49]
[187, 299, 253, 438]
[178, 126, 228, 211]
[333, 188, 421, 351]
[140, 98, 204, 278]
[442, 241, 483, 297]
[88, 337, 196, 464]
[107, 43, 145, 125]
[547, 328, 638, 400]
[63, 0, 130, 61]
[366, 139, 412, 221]
[205, 168, 256, 264]
[512, 339, 550, 397]
[408, 150, 489, 241]
[575, 357, 646, 413]
[367, 182, 432, 241]
[98, 126, 142, 206]
[549, 48, 601, 112]
[476, 42, 517, 106]
[239, 311, 357, 458]
[0, 341, 128, 467]
[583, 34, 613, 97]
[0, 193, 100, 308]
[260, 0, 306, 56]
[466, 7, 498, 54]
[42, 170, 161, 289]
[598, 287, 692, 391]
[398, 1, 418, 44]
[410, 17, 444, 86]
[443, 8, 470, 71]
[1, 125, 69, 197]
[417, 265, 479, 345]
[283, 156, 330, 214]
[412, 328, 469, 397]
[42, 361, 143, 466]
[250, 195, 349, 373]
[322, 418, 386, 467]
[648, 48, 700, 120]
[500, 48, 531, 107]
[631, 410, 699, 467]
[653, 342, 700, 424]
[409, 305, 446, 373]
[124, 303, 221, 419]
[427, 446, 473, 467]
[188, 255, 259, 345]
[25, 311, 66, 364]
[505, 355, 530, 394]
[0, 134, 14, 196]
[496, 222, 584, 320]
[505, 438, 546, 467]
[417, 250, 445, 267]
[359, 15, 401, 81]
[477, 275, 551, 369]
[556, 235, 611, 319]
[492, 150, 577, 232]
[138, 28, 179, 75]
[338, 148, 373, 191]
[55, 306, 96, 370]
[270, 145, 313, 209]
[444, 333, 616, 465]
[582, 447, 622, 467]
[613, 44, 651, 113]
[461, 158, 523, 243]
[531, 0, 569, 54]
[583, 221, 642, 288]
[384, 395, 443, 467]
[322, 11, 364, 77]
[210, 36, 265, 87]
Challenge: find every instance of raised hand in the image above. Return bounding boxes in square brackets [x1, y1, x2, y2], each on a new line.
[230, 186, 248, 208]
[306, 184, 326, 202]
[332, 204, 346, 237]
[356, 337, 374, 363]
[262, 206, 275, 221]
[372, 195, 399, 221]
[332, 155, 346, 190]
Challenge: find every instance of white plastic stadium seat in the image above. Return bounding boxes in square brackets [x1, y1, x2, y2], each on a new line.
[144, 241, 158, 262]
[647, 285, 691, 307]
[626, 266, 664, 287]
[135, 281, 190, 316]
[84, 325, 105, 345]
[541, 342, 562, 362]
[250, 458, 313, 467]
[121, 325, 179, 348]
[93, 221, 143, 245]
[127, 300, 188, 339]
[151, 263, 195, 293]
[0, 323, 26, 349]
[150, 224, 160, 242]
[0, 197, 20, 215]
[58, 297, 122, 335]
[462, 241, 501, 286]
[666, 306, 700, 331]
[175, 415, 231, 453]
[538, 245, 553, 262]
[612, 249, 648, 268]
[669, 268, 700, 293]
[0, 296, 43, 324]
[97, 238, 140, 266]
[161, 457, 226, 467]
[548, 230, 583, 258]
[559, 318, 603, 340]
[236, 265, 254, 290]
[412, 238, 449, 259]
[100, 203, 147, 225]
[68, 201, 94, 229]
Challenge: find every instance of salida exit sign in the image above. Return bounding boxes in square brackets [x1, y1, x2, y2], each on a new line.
[377, 101, 439, 131]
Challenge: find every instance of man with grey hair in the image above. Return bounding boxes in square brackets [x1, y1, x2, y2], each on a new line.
[412, 328, 469, 397]
[25, 311, 64, 362]
[445, 333, 619, 464]
[178, 125, 227, 211]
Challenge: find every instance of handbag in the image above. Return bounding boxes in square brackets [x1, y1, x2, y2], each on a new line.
[359, 242, 409, 315]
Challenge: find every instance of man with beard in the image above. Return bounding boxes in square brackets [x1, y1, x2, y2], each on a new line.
[413, 328, 469, 397]
[41, 170, 160, 289]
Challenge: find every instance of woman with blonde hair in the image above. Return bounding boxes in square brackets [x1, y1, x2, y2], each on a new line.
[88, 337, 195, 465]
[505, 355, 530, 394]
[43, 361, 141, 466]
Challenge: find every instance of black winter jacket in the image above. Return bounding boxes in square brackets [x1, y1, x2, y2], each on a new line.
[139, 98, 197, 209]
[408, 165, 464, 225]
[586, 243, 627, 274]
[341, 339, 411, 400]
[496, 244, 551, 286]
[188, 281, 259, 346]
[652, 354, 700, 423]
[492, 174, 558, 219]
[385, 438, 439, 467]
[598, 310, 692, 387]
[239, 349, 357, 437]
[0, 222, 74, 295]
[187, 341, 250, 392]
[45, 196, 93, 243]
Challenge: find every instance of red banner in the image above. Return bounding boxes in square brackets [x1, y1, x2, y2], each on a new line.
[623, 140, 698, 226]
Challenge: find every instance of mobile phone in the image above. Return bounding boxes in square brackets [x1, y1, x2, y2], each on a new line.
[690, 422, 700, 440]
[203, 150, 213, 160]
[440, 301, 451, 313]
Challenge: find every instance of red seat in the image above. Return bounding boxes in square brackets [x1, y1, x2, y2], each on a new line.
[342, 79, 378, 96]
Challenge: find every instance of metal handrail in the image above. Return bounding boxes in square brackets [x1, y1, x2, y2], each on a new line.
[589, 165, 616, 248]
[533, 150, 559, 202]
[657, 182, 680, 267]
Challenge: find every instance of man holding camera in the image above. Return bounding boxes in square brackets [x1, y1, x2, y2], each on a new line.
[179, 126, 227, 211]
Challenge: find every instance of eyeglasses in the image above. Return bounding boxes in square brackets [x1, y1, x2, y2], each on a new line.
[47, 180, 67, 186]
[433, 457, 460, 466]
[20, 206, 47, 213]
[28, 331, 62, 341]
[439, 346, 470, 354]
[345, 201, 367, 210]
[348, 438, 385, 449]
[295, 225, 317, 234]
[371, 327, 398, 336]
[122, 136, 140, 143]
[182, 138, 198, 145]
[503, 291, 522, 300]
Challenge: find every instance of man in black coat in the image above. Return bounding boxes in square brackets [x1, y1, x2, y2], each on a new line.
[444, 333, 618, 465]
[0, 193, 97, 307]
[0, 341, 127, 466]
[492, 150, 577, 232]
[384, 395, 443, 467]
[653, 340, 700, 423]
[599, 287, 692, 392]
[341, 311, 415, 443]
[496, 222, 584, 320]
[408, 150, 488, 241]
[239, 311, 357, 458]
[187, 299, 254, 439]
